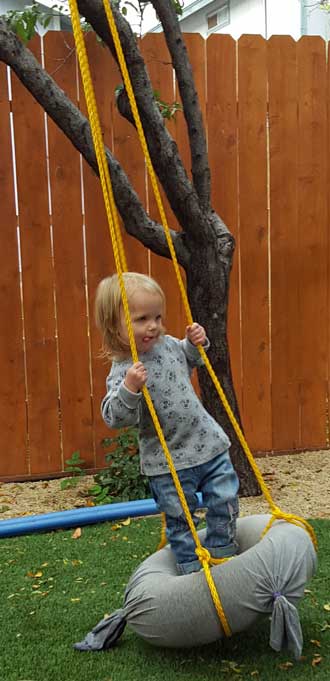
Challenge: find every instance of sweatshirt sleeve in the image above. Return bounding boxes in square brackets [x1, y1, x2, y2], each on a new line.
[180, 336, 210, 368]
[101, 365, 142, 429]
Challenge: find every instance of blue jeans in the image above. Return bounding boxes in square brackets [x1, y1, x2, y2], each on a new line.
[149, 451, 239, 575]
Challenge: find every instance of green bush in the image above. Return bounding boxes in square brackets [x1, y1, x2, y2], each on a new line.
[88, 427, 149, 504]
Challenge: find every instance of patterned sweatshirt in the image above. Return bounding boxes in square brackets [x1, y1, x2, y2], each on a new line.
[101, 334, 231, 477]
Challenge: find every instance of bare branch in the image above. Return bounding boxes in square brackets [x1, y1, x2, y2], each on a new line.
[150, 0, 211, 210]
[0, 17, 189, 265]
[304, 1, 330, 10]
[77, 0, 207, 240]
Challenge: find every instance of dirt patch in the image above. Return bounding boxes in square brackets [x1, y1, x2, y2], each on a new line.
[0, 449, 329, 521]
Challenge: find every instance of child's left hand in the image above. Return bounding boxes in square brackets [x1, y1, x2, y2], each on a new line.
[186, 323, 206, 346]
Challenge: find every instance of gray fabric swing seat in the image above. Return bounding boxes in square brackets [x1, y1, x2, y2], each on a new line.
[74, 514, 317, 659]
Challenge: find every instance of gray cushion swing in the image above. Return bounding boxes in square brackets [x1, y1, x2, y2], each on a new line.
[74, 514, 317, 659]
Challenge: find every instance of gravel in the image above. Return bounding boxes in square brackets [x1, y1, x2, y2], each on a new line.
[0, 449, 329, 521]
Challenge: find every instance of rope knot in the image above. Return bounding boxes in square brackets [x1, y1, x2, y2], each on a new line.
[195, 546, 211, 565]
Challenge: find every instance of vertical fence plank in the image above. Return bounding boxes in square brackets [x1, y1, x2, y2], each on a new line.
[296, 37, 328, 448]
[111, 40, 148, 274]
[44, 32, 94, 468]
[175, 33, 207, 178]
[141, 33, 185, 339]
[207, 35, 242, 410]
[10, 37, 61, 475]
[0, 65, 27, 478]
[238, 35, 272, 451]
[172, 35, 208, 342]
[178, 34, 207, 335]
[83, 33, 118, 467]
[268, 37, 301, 451]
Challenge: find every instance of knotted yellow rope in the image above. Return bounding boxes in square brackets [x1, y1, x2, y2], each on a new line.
[68, 0, 317, 639]
[68, 0, 232, 637]
[99, 0, 317, 554]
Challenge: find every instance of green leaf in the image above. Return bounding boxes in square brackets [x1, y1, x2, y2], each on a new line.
[60, 478, 79, 490]
[43, 16, 52, 28]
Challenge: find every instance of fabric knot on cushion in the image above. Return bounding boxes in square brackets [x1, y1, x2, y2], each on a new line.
[273, 591, 282, 601]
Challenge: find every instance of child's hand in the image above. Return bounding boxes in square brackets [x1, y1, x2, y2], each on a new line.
[124, 362, 147, 393]
[186, 323, 206, 346]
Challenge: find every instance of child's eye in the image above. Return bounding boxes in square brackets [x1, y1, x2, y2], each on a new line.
[156, 315, 162, 321]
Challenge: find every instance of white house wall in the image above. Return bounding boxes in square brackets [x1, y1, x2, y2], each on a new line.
[177, 0, 302, 39]
[303, 3, 330, 40]
[265, 0, 301, 39]
[1, 0, 329, 40]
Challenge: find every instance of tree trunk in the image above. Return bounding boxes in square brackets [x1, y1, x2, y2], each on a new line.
[186, 235, 261, 497]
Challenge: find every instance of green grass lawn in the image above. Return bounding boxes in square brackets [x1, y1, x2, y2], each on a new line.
[0, 517, 329, 681]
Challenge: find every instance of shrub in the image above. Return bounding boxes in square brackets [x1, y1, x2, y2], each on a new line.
[88, 427, 149, 504]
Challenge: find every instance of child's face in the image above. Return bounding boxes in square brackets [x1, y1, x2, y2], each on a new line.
[119, 289, 164, 354]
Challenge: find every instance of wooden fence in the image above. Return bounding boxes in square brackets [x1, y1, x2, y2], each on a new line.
[0, 32, 329, 480]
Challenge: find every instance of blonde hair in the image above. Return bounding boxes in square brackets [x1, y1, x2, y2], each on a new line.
[95, 272, 166, 360]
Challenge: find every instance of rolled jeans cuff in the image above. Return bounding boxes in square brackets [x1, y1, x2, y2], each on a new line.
[176, 558, 202, 575]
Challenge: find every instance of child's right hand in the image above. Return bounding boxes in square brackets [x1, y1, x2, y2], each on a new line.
[124, 362, 147, 393]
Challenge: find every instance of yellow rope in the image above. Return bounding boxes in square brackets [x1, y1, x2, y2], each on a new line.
[68, 0, 317, 639]
[157, 512, 168, 550]
[100, 0, 317, 554]
[68, 0, 232, 637]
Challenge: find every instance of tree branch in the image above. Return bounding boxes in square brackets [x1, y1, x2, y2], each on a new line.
[0, 17, 189, 265]
[77, 0, 207, 240]
[150, 0, 211, 210]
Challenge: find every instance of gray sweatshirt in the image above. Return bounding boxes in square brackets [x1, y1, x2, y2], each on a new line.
[101, 335, 231, 476]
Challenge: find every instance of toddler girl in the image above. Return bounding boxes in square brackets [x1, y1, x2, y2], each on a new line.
[95, 272, 239, 574]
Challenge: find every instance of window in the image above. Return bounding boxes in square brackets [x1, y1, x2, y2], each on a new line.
[207, 2, 230, 34]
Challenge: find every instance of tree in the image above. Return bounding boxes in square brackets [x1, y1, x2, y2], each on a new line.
[0, 0, 259, 496]
[305, 1, 330, 10]
[303, 1, 330, 22]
